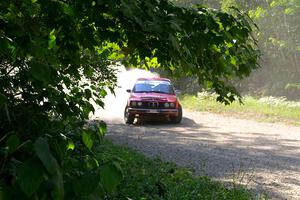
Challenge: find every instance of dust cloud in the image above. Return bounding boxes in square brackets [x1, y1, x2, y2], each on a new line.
[91, 66, 159, 120]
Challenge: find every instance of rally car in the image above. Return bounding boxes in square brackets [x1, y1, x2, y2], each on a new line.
[124, 78, 182, 124]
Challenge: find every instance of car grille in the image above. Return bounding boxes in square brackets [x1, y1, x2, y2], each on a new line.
[148, 102, 159, 108]
[138, 102, 167, 109]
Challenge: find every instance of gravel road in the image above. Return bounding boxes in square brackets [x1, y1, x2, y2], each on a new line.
[98, 110, 300, 199]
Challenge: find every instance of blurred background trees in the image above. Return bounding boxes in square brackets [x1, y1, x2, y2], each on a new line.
[170, 0, 300, 100]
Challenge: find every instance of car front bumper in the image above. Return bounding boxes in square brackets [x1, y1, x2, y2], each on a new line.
[128, 107, 178, 116]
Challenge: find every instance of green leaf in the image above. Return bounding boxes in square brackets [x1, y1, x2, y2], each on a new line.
[67, 139, 75, 151]
[99, 89, 107, 98]
[34, 137, 59, 174]
[89, 184, 105, 200]
[6, 134, 20, 154]
[48, 29, 56, 49]
[82, 102, 95, 117]
[85, 89, 92, 99]
[29, 61, 51, 85]
[83, 66, 94, 77]
[34, 138, 64, 199]
[284, 8, 295, 15]
[82, 131, 93, 150]
[98, 121, 107, 137]
[17, 160, 44, 197]
[73, 170, 101, 196]
[0, 94, 6, 108]
[59, 1, 74, 16]
[51, 169, 64, 200]
[94, 122, 106, 142]
[169, 34, 180, 52]
[95, 99, 105, 108]
[0, 182, 10, 200]
[99, 161, 123, 193]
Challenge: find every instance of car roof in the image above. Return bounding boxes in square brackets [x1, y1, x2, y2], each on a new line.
[137, 77, 171, 82]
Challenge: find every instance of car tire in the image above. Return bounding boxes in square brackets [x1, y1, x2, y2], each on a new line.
[171, 105, 182, 124]
[124, 106, 134, 124]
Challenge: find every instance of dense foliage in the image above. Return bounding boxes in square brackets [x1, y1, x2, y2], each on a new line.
[0, 0, 259, 199]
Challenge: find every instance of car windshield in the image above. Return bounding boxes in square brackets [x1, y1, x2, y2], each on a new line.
[133, 80, 175, 94]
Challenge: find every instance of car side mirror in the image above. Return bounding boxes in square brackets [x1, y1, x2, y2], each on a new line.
[126, 89, 131, 93]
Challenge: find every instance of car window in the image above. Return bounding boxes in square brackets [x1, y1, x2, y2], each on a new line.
[133, 80, 175, 94]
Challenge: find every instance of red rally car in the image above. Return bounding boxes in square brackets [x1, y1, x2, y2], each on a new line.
[124, 77, 182, 124]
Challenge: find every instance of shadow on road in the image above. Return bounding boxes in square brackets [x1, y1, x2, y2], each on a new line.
[134, 117, 200, 127]
[92, 114, 300, 199]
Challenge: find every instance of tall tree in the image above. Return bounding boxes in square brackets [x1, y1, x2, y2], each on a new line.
[251, 0, 300, 97]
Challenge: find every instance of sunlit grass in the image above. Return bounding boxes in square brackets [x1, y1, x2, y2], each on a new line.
[180, 92, 300, 126]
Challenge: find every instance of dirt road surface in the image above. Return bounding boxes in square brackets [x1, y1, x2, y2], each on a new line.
[96, 109, 300, 199]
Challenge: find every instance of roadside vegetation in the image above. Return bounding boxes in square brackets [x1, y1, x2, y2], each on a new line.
[181, 91, 300, 126]
[98, 140, 255, 200]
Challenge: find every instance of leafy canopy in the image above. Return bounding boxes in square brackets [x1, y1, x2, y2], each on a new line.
[0, 0, 259, 199]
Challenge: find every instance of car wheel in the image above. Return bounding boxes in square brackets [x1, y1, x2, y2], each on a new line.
[171, 105, 182, 124]
[124, 106, 134, 124]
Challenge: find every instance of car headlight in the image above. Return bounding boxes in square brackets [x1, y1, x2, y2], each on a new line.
[164, 102, 170, 108]
[131, 101, 137, 106]
[137, 102, 143, 107]
[170, 103, 175, 108]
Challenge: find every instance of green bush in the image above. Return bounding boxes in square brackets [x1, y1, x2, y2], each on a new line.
[284, 83, 300, 100]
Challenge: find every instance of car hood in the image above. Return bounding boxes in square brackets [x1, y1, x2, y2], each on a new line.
[129, 92, 177, 102]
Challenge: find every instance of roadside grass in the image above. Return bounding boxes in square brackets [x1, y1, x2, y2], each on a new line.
[96, 140, 257, 200]
[180, 91, 300, 126]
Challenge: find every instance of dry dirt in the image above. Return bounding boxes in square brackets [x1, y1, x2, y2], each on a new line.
[97, 110, 300, 199]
